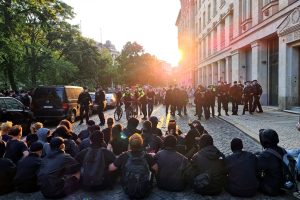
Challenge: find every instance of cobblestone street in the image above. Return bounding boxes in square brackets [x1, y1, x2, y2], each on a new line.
[0, 105, 294, 200]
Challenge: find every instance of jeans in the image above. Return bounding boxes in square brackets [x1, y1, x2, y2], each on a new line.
[287, 149, 300, 173]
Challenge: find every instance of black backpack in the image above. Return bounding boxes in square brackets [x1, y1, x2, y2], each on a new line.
[122, 152, 152, 199]
[266, 148, 298, 192]
[81, 148, 106, 188]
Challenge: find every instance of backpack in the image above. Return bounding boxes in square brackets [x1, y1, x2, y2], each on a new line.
[266, 148, 298, 192]
[122, 152, 152, 199]
[81, 148, 106, 188]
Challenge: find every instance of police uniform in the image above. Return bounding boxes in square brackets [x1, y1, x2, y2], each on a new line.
[242, 82, 254, 115]
[252, 80, 263, 113]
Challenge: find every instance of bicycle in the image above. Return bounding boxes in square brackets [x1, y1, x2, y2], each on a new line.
[125, 101, 138, 121]
[114, 103, 123, 121]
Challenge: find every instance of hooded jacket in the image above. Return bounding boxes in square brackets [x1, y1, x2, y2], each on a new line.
[123, 118, 141, 138]
[191, 145, 227, 195]
[257, 129, 285, 196]
[37, 128, 51, 157]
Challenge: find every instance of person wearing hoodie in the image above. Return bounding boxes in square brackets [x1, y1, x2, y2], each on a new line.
[36, 128, 51, 157]
[257, 129, 286, 196]
[123, 117, 141, 138]
[38, 137, 80, 199]
[191, 134, 227, 195]
[225, 138, 258, 197]
[141, 121, 163, 153]
[149, 116, 163, 137]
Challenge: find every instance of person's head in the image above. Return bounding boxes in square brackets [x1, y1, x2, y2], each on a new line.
[0, 140, 5, 158]
[129, 133, 143, 151]
[9, 125, 23, 139]
[83, 86, 88, 92]
[164, 135, 177, 149]
[30, 122, 43, 134]
[252, 80, 257, 85]
[127, 117, 139, 129]
[90, 130, 104, 146]
[233, 81, 237, 86]
[149, 116, 159, 128]
[88, 125, 100, 136]
[112, 124, 124, 141]
[190, 120, 205, 134]
[259, 129, 279, 149]
[50, 137, 65, 151]
[107, 118, 114, 127]
[37, 128, 51, 143]
[87, 120, 96, 128]
[142, 121, 152, 133]
[199, 134, 213, 149]
[30, 142, 44, 157]
[0, 121, 13, 135]
[246, 81, 251, 86]
[59, 120, 72, 132]
[97, 86, 102, 91]
[167, 120, 177, 135]
[231, 138, 243, 152]
[52, 125, 71, 139]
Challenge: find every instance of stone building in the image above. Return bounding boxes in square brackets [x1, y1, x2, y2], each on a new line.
[177, 0, 300, 111]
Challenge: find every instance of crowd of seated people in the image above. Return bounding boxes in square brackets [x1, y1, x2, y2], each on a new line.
[0, 117, 299, 199]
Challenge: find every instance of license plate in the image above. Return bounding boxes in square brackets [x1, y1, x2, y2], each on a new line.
[43, 106, 53, 109]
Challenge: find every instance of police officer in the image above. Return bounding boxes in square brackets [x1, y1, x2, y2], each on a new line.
[242, 81, 254, 115]
[172, 85, 180, 116]
[229, 81, 240, 115]
[95, 86, 106, 126]
[78, 87, 92, 125]
[252, 80, 263, 113]
[182, 87, 188, 115]
[194, 85, 206, 120]
[165, 86, 173, 116]
[204, 86, 215, 118]
[147, 87, 155, 118]
[217, 82, 229, 116]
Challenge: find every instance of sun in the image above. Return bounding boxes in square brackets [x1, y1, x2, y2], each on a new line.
[170, 49, 182, 67]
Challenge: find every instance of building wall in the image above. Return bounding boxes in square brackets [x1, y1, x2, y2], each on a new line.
[184, 0, 300, 110]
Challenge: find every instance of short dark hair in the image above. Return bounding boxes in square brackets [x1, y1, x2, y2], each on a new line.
[143, 121, 152, 131]
[9, 125, 22, 137]
[87, 120, 96, 126]
[90, 130, 104, 145]
[88, 125, 100, 135]
[231, 138, 243, 152]
[107, 118, 114, 125]
[50, 137, 64, 150]
[30, 142, 44, 152]
[199, 134, 213, 149]
[164, 135, 177, 148]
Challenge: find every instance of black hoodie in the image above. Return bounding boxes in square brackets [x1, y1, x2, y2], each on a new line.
[191, 145, 227, 195]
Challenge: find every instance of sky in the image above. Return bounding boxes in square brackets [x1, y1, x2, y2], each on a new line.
[63, 0, 181, 66]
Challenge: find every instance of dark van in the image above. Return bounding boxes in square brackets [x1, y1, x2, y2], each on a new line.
[32, 86, 83, 123]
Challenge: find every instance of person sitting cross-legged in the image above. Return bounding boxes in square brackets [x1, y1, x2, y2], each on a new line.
[76, 130, 116, 191]
[155, 135, 190, 192]
[14, 142, 43, 193]
[109, 133, 158, 199]
[225, 138, 258, 197]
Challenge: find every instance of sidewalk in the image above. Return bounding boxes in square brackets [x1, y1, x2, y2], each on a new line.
[219, 106, 300, 149]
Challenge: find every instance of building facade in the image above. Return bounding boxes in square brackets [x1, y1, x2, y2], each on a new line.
[178, 0, 300, 111]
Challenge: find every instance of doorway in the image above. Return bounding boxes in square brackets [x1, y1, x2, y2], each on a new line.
[268, 39, 279, 106]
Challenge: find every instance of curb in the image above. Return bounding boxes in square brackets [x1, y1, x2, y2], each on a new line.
[218, 116, 261, 144]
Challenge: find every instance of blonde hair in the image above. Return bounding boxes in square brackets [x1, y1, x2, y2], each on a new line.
[30, 122, 43, 134]
[0, 121, 13, 135]
[129, 133, 143, 151]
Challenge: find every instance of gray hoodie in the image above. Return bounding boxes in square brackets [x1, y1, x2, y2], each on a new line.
[37, 128, 51, 156]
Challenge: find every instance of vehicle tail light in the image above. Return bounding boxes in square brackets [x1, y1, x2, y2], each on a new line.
[62, 103, 69, 110]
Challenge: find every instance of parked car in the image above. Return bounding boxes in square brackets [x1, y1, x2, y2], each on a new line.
[32, 86, 84, 123]
[0, 97, 33, 135]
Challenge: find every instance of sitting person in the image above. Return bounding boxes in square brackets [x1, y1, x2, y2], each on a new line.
[5, 125, 29, 164]
[14, 142, 43, 193]
[149, 116, 163, 137]
[108, 124, 128, 156]
[38, 137, 80, 199]
[141, 121, 163, 153]
[30, 122, 43, 134]
[79, 125, 104, 151]
[155, 135, 190, 191]
[0, 121, 13, 142]
[77, 120, 96, 143]
[166, 120, 185, 155]
[191, 134, 226, 195]
[0, 139, 16, 195]
[257, 129, 287, 196]
[225, 138, 258, 197]
[59, 119, 78, 143]
[102, 118, 114, 145]
[123, 117, 141, 138]
[76, 131, 116, 191]
[52, 125, 78, 157]
[36, 128, 51, 157]
[109, 133, 158, 199]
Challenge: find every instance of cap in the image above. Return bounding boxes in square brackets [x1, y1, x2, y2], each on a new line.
[30, 142, 44, 152]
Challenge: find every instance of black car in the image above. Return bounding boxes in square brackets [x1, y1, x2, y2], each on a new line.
[0, 97, 33, 135]
[32, 86, 84, 123]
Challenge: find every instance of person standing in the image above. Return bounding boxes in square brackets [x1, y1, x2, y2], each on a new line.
[78, 87, 92, 125]
[252, 80, 263, 113]
[242, 81, 254, 115]
[95, 86, 106, 126]
[229, 81, 240, 115]
[195, 85, 206, 120]
[217, 82, 229, 116]
[147, 87, 155, 118]
[182, 87, 188, 115]
[165, 86, 173, 116]
[205, 87, 215, 118]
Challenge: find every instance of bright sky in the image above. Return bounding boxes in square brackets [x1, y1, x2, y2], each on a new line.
[63, 0, 181, 66]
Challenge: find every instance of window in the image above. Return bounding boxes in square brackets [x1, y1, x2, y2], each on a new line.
[0, 99, 6, 109]
[242, 0, 252, 21]
[199, 18, 202, 33]
[203, 12, 206, 28]
[4, 98, 23, 110]
[208, 33, 211, 56]
[213, 0, 217, 16]
[213, 29, 217, 53]
[220, 21, 225, 49]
